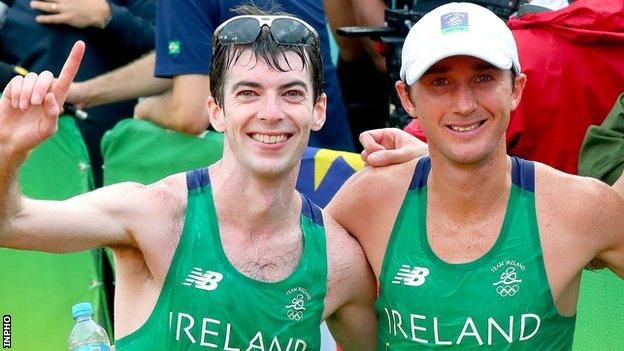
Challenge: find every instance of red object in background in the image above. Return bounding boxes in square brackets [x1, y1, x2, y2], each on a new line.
[375, 41, 392, 56]
[404, 0, 624, 174]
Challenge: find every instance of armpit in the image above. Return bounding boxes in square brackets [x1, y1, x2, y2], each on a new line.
[586, 257, 607, 271]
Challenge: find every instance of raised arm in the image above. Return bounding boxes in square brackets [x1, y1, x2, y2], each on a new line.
[0, 42, 135, 252]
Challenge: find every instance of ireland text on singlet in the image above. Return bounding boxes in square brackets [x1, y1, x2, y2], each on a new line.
[115, 168, 328, 350]
[376, 157, 575, 350]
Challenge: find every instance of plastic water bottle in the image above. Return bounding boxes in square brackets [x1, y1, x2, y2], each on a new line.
[68, 302, 111, 351]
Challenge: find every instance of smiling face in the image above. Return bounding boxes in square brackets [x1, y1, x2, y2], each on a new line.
[397, 55, 526, 166]
[208, 49, 326, 179]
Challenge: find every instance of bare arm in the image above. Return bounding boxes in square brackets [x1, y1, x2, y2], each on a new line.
[351, 0, 386, 26]
[591, 181, 624, 277]
[324, 0, 363, 61]
[0, 42, 135, 252]
[324, 0, 387, 71]
[324, 217, 377, 350]
[134, 74, 211, 134]
[326, 265, 377, 351]
[540, 167, 624, 279]
[66, 51, 172, 109]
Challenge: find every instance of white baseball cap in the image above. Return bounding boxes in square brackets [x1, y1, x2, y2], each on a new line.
[400, 2, 521, 85]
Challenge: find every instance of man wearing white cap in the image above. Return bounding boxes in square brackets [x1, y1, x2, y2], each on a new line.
[328, 2, 624, 349]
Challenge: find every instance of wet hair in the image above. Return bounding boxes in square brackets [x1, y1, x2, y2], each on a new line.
[209, 4, 324, 106]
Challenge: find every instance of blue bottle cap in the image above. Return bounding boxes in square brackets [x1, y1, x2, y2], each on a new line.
[72, 302, 93, 319]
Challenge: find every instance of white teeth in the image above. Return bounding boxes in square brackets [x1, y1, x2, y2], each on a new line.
[251, 133, 288, 144]
[450, 123, 481, 132]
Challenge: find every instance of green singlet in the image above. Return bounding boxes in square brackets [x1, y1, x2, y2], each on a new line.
[376, 157, 576, 350]
[116, 168, 327, 351]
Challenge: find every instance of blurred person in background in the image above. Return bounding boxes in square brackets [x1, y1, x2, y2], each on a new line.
[0, 0, 156, 186]
[324, 0, 390, 151]
[67, 0, 356, 152]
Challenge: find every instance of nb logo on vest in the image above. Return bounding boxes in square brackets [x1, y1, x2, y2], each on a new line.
[392, 265, 430, 287]
[182, 267, 223, 291]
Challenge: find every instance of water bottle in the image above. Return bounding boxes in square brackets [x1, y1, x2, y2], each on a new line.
[68, 302, 111, 351]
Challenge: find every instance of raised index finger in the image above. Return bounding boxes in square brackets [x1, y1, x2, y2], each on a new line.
[52, 41, 85, 104]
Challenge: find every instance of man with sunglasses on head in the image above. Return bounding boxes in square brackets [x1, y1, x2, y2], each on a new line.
[327, 2, 624, 349]
[0, 8, 376, 351]
[66, 0, 355, 153]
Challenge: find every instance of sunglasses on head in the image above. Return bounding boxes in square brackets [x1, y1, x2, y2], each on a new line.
[215, 15, 318, 46]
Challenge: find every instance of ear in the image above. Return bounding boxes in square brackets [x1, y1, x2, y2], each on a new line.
[311, 93, 327, 132]
[207, 96, 225, 132]
[510, 73, 527, 111]
[395, 81, 418, 117]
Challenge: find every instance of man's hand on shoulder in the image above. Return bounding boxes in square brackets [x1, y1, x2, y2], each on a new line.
[360, 128, 428, 167]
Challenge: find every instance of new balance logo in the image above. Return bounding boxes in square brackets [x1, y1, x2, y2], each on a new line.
[182, 267, 223, 291]
[392, 265, 430, 286]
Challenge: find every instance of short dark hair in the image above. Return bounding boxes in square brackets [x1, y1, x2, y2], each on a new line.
[209, 4, 324, 106]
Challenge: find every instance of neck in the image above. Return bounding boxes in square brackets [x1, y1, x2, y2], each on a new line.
[427, 145, 511, 220]
[208, 158, 301, 236]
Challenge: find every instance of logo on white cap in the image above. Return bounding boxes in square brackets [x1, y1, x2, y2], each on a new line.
[441, 12, 469, 34]
[400, 2, 521, 85]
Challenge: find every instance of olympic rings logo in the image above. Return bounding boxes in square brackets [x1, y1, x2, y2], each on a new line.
[492, 267, 523, 297]
[285, 294, 307, 321]
[496, 284, 520, 297]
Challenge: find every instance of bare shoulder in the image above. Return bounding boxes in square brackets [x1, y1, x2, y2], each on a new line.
[96, 173, 186, 220]
[326, 158, 419, 230]
[535, 162, 624, 241]
[144, 172, 188, 210]
[535, 162, 624, 219]
[102, 173, 188, 248]
[335, 158, 419, 203]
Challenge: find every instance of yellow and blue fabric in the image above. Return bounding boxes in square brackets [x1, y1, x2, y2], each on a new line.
[101, 119, 364, 209]
[296, 147, 364, 207]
